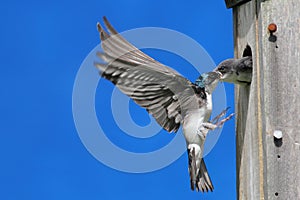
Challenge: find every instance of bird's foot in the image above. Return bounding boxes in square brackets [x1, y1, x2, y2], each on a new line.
[198, 113, 235, 137]
[215, 113, 235, 127]
[198, 122, 218, 138]
[202, 122, 218, 130]
[210, 107, 230, 124]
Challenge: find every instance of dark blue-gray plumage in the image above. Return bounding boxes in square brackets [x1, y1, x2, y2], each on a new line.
[214, 56, 252, 85]
[94, 17, 233, 192]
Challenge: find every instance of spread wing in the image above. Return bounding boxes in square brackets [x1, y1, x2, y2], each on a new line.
[95, 17, 206, 133]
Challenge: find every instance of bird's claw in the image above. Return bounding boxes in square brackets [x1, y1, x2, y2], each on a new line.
[210, 107, 230, 124]
[198, 122, 217, 138]
[198, 111, 235, 137]
[215, 113, 235, 127]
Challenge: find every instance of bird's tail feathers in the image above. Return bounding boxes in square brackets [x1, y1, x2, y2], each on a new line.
[188, 147, 214, 192]
[197, 159, 214, 192]
[188, 147, 197, 191]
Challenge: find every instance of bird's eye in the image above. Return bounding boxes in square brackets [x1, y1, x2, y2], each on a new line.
[218, 66, 225, 71]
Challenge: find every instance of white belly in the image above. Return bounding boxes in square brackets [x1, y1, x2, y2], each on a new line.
[182, 108, 207, 145]
[182, 92, 212, 145]
[205, 93, 212, 120]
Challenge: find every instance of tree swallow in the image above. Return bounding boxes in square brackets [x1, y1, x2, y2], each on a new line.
[94, 17, 234, 192]
[214, 56, 252, 85]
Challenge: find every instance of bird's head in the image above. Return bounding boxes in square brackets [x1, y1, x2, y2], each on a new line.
[214, 59, 238, 83]
[214, 56, 252, 84]
[195, 71, 221, 94]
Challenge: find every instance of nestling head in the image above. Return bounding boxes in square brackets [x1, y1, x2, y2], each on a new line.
[214, 56, 252, 84]
[215, 59, 239, 82]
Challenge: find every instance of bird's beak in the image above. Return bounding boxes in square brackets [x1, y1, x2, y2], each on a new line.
[216, 71, 223, 80]
[213, 67, 223, 78]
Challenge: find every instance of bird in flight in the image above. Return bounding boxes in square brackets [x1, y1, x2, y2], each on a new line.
[94, 17, 234, 192]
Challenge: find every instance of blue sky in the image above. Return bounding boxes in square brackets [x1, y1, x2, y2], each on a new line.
[0, 1, 236, 199]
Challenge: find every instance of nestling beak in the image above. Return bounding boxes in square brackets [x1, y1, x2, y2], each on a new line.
[215, 71, 223, 79]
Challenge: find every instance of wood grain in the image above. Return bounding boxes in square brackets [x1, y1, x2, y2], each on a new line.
[232, 0, 300, 199]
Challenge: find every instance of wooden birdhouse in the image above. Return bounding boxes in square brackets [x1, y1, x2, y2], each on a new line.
[225, 0, 300, 199]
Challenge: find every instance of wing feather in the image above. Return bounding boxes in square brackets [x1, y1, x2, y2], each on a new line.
[95, 17, 206, 133]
